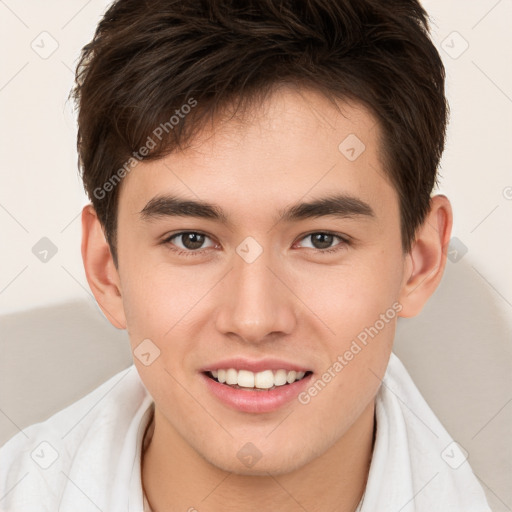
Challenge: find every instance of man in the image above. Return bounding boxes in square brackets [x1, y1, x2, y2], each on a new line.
[0, 0, 492, 510]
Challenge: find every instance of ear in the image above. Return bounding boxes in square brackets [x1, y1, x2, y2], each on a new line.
[398, 194, 453, 317]
[81, 204, 127, 329]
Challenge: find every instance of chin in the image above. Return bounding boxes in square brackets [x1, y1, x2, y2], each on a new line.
[202, 446, 311, 476]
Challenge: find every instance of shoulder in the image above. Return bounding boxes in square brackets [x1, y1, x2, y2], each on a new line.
[0, 365, 153, 511]
[369, 352, 492, 511]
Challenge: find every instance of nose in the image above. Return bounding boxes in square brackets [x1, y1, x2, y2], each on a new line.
[214, 245, 297, 344]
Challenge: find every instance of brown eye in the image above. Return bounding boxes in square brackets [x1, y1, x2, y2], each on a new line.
[310, 233, 335, 249]
[178, 232, 206, 250]
[163, 231, 216, 253]
[297, 232, 348, 252]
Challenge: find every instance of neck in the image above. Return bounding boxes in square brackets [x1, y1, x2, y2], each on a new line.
[142, 400, 375, 512]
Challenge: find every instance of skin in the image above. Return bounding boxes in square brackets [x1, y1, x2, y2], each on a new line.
[81, 84, 452, 511]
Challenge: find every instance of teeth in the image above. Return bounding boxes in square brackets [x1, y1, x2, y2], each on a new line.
[286, 370, 297, 384]
[237, 370, 254, 388]
[274, 369, 288, 386]
[208, 368, 309, 389]
[254, 370, 274, 389]
[226, 368, 238, 385]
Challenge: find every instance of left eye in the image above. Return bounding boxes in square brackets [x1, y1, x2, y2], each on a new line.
[296, 232, 347, 251]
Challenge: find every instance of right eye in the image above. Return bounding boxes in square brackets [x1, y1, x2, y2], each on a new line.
[162, 231, 218, 256]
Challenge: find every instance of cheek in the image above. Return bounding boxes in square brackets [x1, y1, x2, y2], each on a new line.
[299, 257, 401, 405]
[305, 258, 402, 334]
[295, 266, 399, 435]
[119, 258, 201, 338]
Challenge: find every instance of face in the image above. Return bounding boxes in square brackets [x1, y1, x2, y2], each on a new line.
[114, 85, 408, 475]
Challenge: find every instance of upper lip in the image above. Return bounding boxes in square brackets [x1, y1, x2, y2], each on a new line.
[201, 357, 312, 373]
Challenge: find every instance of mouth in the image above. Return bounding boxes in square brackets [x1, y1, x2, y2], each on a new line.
[203, 368, 313, 391]
[201, 366, 314, 413]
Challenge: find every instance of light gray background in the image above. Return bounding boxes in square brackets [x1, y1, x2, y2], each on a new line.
[0, 0, 511, 510]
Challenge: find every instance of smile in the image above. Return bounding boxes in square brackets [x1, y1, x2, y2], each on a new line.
[201, 369, 314, 413]
[206, 368, 312, 390]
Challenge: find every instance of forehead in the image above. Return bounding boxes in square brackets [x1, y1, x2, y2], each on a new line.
[118, 85, 396, 223]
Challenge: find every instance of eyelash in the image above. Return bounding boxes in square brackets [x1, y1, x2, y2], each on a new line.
[161, 231, 350, 257]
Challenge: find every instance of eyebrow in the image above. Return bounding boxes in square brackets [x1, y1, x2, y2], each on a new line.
[138, 193, 375, 225]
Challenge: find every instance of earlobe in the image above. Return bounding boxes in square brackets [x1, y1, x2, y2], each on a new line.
[81, 204, 127, 329]
[398, 195, 453, 318]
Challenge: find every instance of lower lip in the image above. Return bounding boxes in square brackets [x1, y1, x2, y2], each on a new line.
[201, 372, 313, 413]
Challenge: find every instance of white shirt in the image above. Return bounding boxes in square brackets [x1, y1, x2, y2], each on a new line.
[0, 352, 492, 512]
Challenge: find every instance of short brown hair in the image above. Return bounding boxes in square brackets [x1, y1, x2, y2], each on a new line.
[72, 0, 448, 268]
